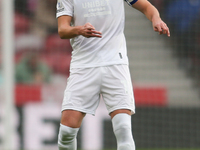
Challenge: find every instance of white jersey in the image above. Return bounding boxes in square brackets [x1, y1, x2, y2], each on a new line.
[56, 0, 138, 68]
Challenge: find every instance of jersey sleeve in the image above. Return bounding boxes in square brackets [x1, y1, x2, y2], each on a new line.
[56, 0, 74, 18]
[124, 0, 138, 6]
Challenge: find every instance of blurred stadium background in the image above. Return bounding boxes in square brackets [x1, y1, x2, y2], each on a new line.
[0, 0, 200, 150]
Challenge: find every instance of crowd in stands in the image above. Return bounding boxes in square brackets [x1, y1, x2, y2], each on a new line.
[1, 0, 200, 86]
[150, 0, 200, 86]
[14, 0, 72, 85]
[15, 52, 51, 84]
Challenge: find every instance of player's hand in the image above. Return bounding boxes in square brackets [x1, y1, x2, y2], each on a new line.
[79, 23, 102, 38]
[152, 18, 170, 37]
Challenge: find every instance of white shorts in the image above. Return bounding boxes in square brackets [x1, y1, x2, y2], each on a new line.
[62, 64, 135, 115]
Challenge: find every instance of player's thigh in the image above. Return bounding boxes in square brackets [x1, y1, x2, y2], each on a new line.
[110, 109, 131, 119]
[62, 67, 101, 115]
[61, 110, 86, 128]
[102, 65, 135, 115]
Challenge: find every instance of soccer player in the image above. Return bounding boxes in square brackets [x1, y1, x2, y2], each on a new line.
[56, 0, 170, 149]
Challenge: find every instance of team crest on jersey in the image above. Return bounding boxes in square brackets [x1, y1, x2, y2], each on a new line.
[57, 0, 65, 13]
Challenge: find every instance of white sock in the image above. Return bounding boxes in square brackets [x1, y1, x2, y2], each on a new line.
[112, 113, 135, 150]
[58, 124, 79, 150]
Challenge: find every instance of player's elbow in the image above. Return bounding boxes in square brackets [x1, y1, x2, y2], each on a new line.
[58, 25, 78, 39]
[58, 26, 71, 39]
[58, 28, 67, 39]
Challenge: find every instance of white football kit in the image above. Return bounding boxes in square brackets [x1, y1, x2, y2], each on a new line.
[56, 0, 137, 115]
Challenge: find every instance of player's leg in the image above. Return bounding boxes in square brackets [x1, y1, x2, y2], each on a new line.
[61, 110, 86, 128]
[58, 67, 101, 150]
[101, 65, 136, 150]
[110, 109, 131, 118]
[110, 109, 135, 150]
[58, 110, 86, 150]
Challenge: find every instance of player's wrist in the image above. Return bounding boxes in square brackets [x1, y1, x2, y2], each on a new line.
[151, 14, 161, 23]
[73, 26, 82, 37]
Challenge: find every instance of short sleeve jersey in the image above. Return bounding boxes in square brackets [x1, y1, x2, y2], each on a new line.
[56, 0, 138, 68]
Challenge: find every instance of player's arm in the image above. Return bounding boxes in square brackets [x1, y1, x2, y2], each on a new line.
[132, 0, 170, 37]
[57, 15, 102, 39]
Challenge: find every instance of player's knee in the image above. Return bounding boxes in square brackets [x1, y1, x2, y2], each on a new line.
[114, 125, 135, 150]
[58, 124, 79, 149]
[112, 113, 135, 150]
[112, 113, 132, 135]
[114, 124, 133, 141]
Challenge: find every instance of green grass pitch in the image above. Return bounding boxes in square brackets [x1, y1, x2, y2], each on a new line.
[103, 149, 200, 150]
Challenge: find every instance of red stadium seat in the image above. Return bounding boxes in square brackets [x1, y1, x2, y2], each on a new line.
[134, 86, 167, 107]
[45, 34, 72, 53]
[41, 51, 71, 76]
[15, 84, 41, 106]
[15, 12, 30, 35]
